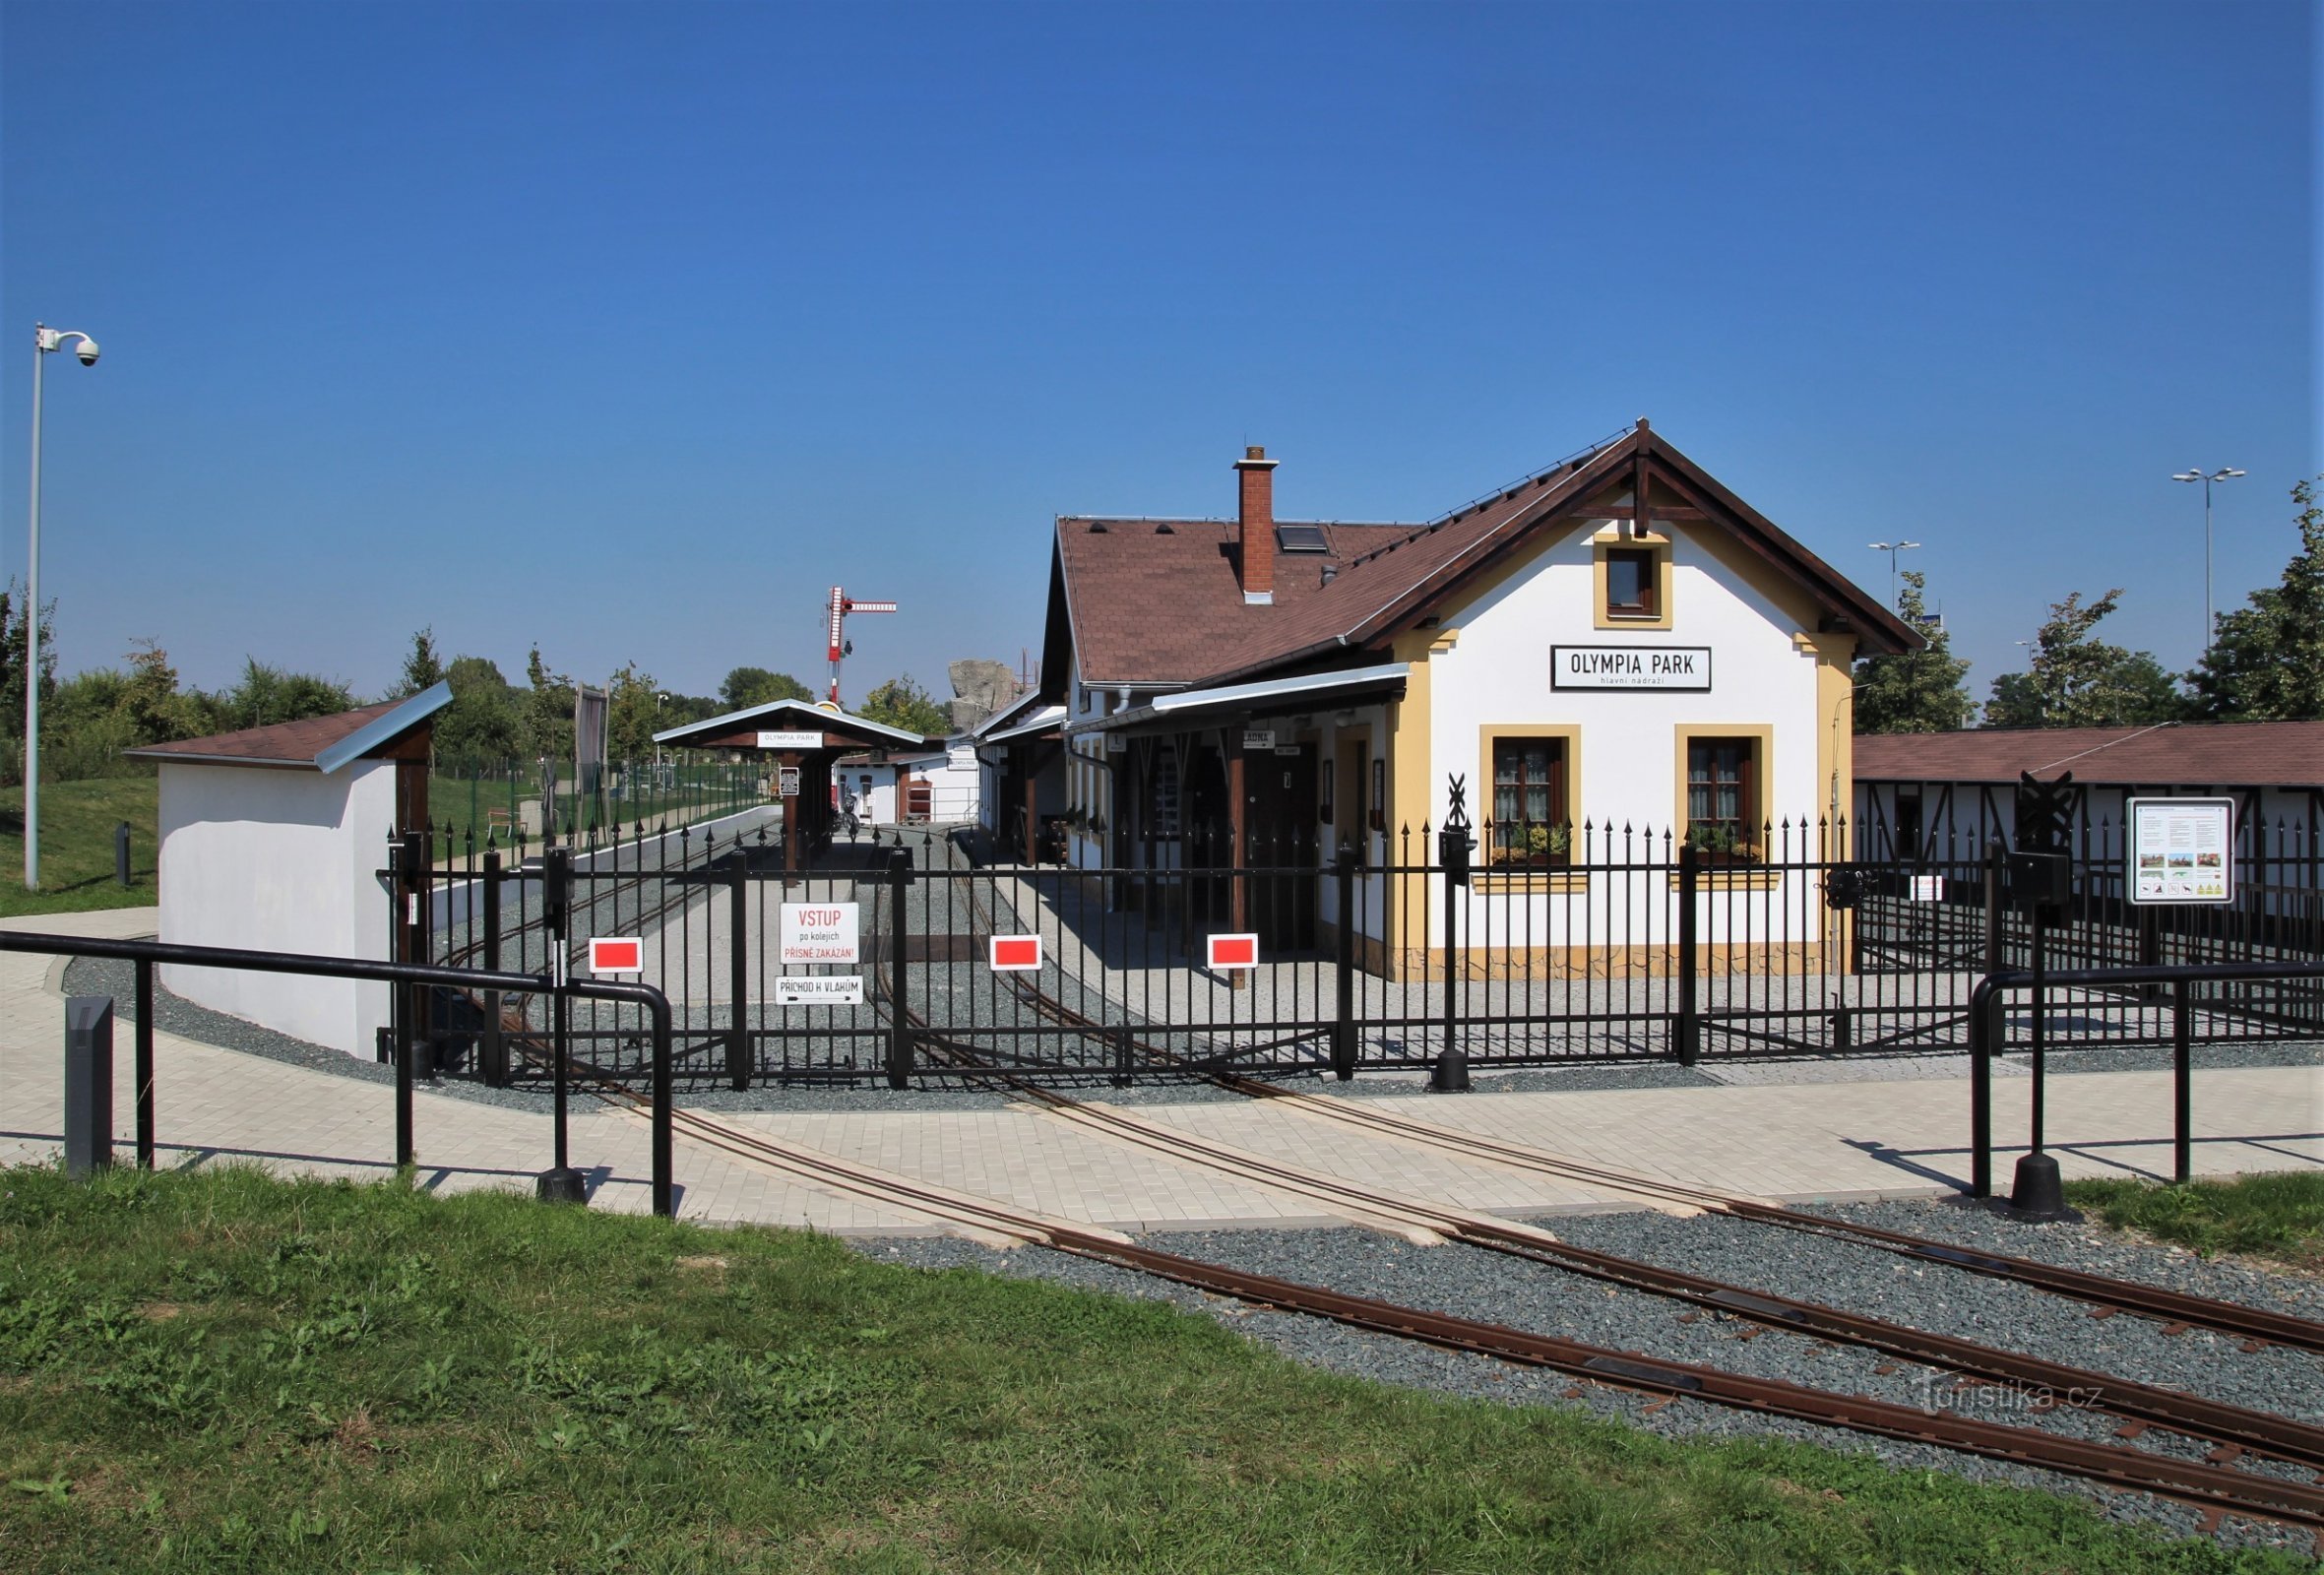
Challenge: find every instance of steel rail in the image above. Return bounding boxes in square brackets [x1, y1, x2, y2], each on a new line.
[523, 1018, 2324, 1536]
[982, 955, 2324, 1357]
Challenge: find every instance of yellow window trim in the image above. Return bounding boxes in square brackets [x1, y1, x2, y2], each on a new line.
[1673, 722, 1776, 857]
[1476, 723, 1582, 872]
[1593, 531, 1674, 631]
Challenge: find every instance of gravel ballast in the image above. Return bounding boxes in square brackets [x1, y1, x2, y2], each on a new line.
[853, 1202, 2324, 1554]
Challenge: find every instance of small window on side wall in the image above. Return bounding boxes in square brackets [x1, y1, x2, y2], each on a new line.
[1685, 736, 1757, 861]
[1605, 547, 1658, 619]
[1491, 737, 1568, 865]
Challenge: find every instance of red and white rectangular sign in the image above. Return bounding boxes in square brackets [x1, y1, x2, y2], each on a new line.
[589, 936, 643, 975]
[989, 935, 1042, 972]
[1207, 932, 1259, 970]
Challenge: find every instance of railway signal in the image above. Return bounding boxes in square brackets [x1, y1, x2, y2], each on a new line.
[826, 586, 900, 704]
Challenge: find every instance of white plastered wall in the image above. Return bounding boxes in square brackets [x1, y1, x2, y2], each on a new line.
[157, 759, 395, 1058]
[1415, 522, 1829, 948]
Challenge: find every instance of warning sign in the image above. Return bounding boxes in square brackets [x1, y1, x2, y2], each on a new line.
[777, 976, 864, 1006]
[1207, 932, 1259, 970]
[589, 937, 643, 974]
[989, 935, 1042, 972]
[779, 903, 859, 965]
[778, 767, 801, 797]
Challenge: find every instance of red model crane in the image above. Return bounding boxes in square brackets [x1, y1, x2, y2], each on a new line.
[826, 586, 899, 704]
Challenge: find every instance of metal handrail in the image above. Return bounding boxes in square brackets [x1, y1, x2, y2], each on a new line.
[1967, 958, 2324, 1198]
[0, 931, 676, 1216]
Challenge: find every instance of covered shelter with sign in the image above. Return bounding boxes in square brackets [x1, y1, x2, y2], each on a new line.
[1006, 420, 1918, 976]
[652, 698, 936, 871]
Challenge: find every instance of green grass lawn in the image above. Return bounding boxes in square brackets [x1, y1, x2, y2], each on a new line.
[1, 1165, 2304, 1574]
[2065, 1172, 2324, 1274]
[0, 777, 158, 918]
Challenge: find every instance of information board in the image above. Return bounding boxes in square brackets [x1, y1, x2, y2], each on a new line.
[779, 903, 860, 964]
[2127, 797, 2234, 906]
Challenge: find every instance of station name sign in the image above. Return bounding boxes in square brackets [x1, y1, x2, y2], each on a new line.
[756, 729, 827, 750]
[1550, 645, 1712, 691]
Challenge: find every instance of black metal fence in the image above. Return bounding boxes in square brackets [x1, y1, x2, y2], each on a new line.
[385, 805, 2324, 1089]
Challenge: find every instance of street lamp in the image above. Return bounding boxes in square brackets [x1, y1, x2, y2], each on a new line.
[24, 324, 100, 890]
[1867, 540, 1920, 610]
[2171, 468, 2244, 660]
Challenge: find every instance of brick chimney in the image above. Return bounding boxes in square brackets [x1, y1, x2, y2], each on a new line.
[1235, 445, 1279, 604]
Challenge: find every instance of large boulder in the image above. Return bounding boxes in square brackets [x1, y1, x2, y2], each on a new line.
[948, 659, 1018, 714]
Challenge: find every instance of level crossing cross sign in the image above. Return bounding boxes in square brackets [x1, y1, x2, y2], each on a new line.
[1207, 932, 1259, 971]
[989, 935, 1042, 972]
[590, 937, 643, 975]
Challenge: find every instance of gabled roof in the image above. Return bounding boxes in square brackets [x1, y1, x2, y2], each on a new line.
[653, 696, 932, 750]
[1854, 721, 2324, 788]
[124, 681, 452, 772]
[1050, 422, 1920, 691]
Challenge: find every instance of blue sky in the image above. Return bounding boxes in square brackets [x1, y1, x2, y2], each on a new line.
[2, 0, 2313, 712]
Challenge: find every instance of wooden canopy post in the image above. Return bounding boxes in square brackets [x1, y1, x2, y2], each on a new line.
[781, 752, 800, 875]
[1023, 748, 1039, 865]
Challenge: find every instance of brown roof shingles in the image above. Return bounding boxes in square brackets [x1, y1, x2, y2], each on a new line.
[1853, 722, 2324, 788]
[125, 700, 403, 768]
[1053, 424, 1919, 694]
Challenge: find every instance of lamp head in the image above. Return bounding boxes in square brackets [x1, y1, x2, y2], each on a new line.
[2171, 471, 2203, 483]
[2214, 469, 2245, 481]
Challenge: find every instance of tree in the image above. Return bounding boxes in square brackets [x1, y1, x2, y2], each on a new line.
[0, 582, 58, 765]
[2186, 475, 2324, 721]
[119, 641, 215, 745]
[218, 659, 357, 730]
[857, 674, 949, 737]
[1983, 590, 2186, 728]
[521, 645, 576, 765]
[720, 665, 813, 711]
[395, 626, 446, 699]
[432, 655, 523, 761]
[1852, 570, 1975, 733]
[605, 662, 661, 762]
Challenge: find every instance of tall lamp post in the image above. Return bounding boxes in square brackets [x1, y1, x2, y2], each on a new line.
[2171, 468, 2244, 661]
[24, 324, 101, 890]
[1867, 539, 1920, 609]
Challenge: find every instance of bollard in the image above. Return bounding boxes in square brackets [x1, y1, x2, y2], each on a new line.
[1428, 1045, 1472, 1093]
[64, 996, 115, 1177]
[114, 821, 132, 888]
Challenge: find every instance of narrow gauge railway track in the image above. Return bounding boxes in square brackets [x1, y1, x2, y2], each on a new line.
[966, 942, 2324, 1357]
[898, 1007, 2324, 1478]
[491, 1015, 2324, 1537]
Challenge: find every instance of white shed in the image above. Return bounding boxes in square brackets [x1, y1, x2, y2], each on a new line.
[124, 682, 452, 1059]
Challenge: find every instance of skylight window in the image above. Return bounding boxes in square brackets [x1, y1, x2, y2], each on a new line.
[1275, 524, 1330, 553]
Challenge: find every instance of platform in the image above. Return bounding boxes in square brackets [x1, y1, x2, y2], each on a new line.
[3, 909, 2316, 1236]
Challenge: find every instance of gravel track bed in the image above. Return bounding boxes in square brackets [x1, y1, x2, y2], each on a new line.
[852, 1212, 2324, 1554]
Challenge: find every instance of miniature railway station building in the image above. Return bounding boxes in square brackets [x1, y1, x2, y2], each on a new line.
[984, 420, 1918, 976]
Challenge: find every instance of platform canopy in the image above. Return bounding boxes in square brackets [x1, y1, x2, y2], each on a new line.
[652, 697, 933, 753]
[1064, 662, 1407, 740]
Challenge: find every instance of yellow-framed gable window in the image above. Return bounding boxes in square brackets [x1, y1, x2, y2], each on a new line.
[1593, 529, 1673, 631]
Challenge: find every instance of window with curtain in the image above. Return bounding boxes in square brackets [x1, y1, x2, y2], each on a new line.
[1491, 737, 1567, 864]
[1686, 737, 1755, 856]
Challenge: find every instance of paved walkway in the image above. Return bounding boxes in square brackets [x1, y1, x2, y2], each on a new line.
[3, 909, 2316, 1237]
